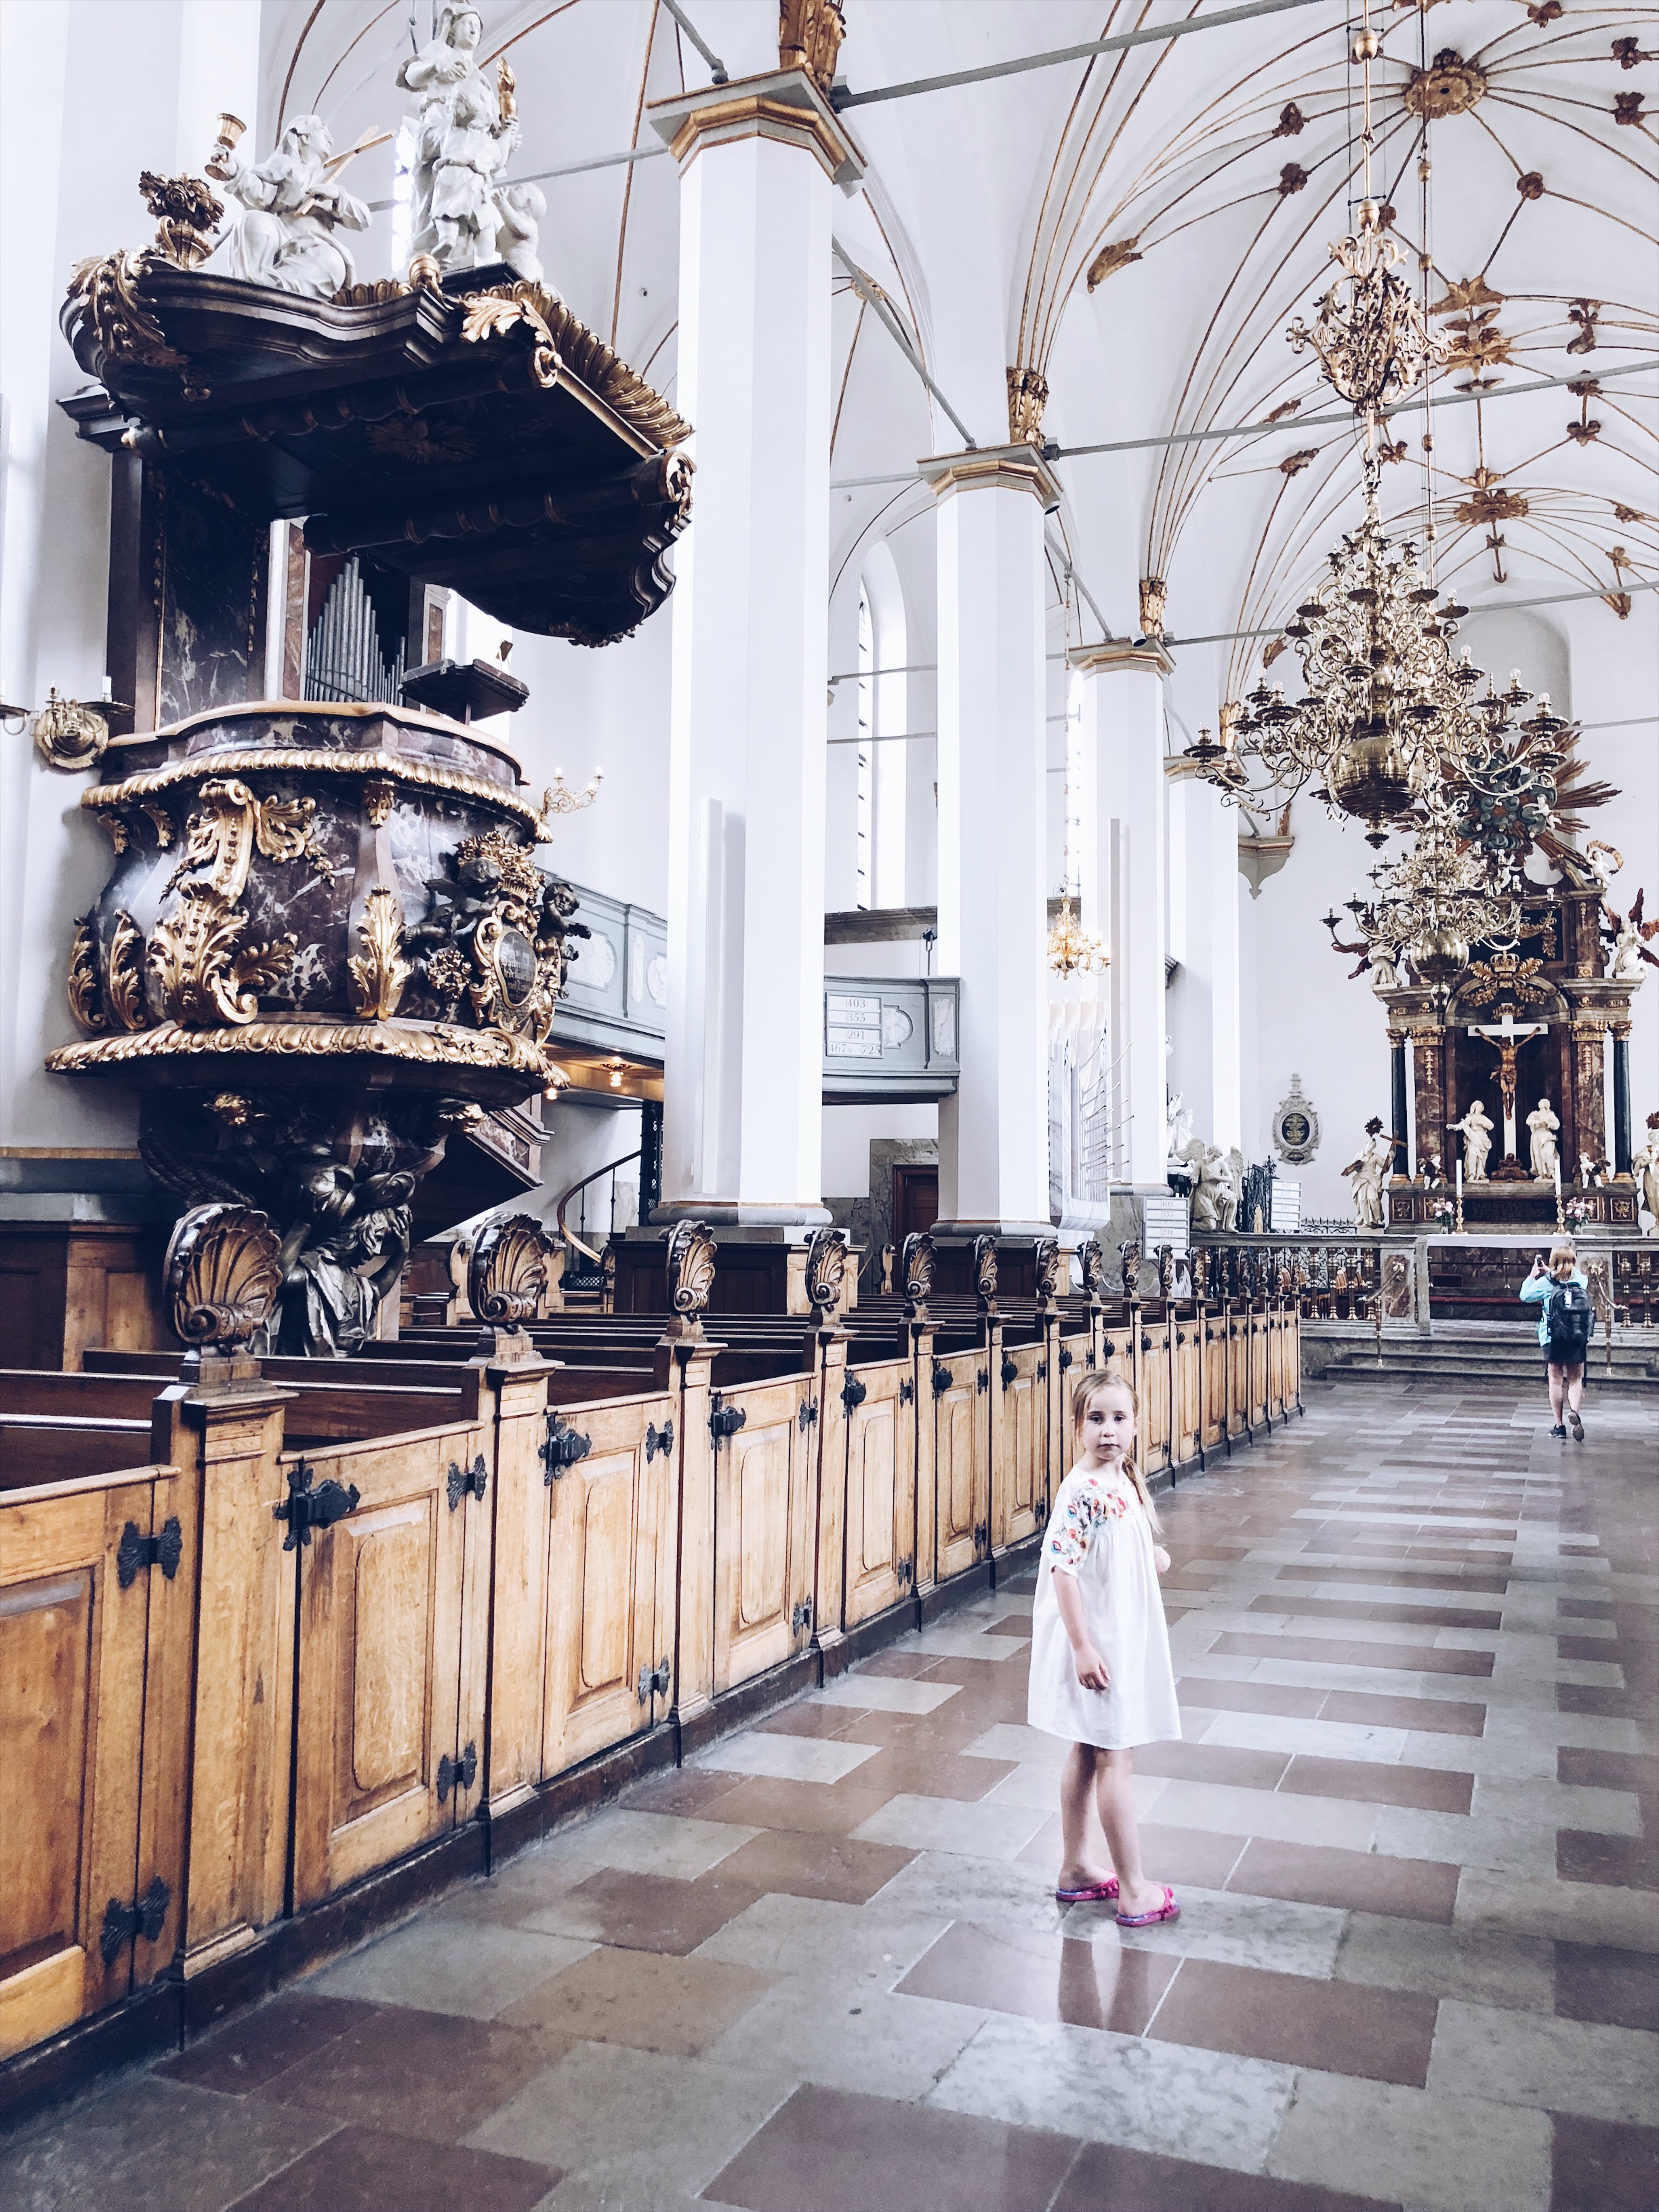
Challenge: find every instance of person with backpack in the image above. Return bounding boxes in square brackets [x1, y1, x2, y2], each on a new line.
[1521, 1241, 1593, 1439]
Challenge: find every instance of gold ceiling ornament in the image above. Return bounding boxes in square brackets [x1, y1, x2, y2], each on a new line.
[1085, 237, 1143, 291]
[779, 0, 847, 92]
[1404, 50, 1488, 119]
[1046, 893, 1109, 979]
[1006, 367, 1049, 448]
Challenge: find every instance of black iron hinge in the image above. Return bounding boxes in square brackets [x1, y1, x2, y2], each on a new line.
[541, 1414, 592, 1484]
[1000, 1354, 1019, 1388]
[932, 1358, 953, 1396]
[898, 1376, 915, 1406]
[710, 1396, 747, 1444]
[1059, 1346, 1073, 1372]
[1141, 1335, 1153, 1353]
[436, 1740, 478, 1804]
[1036, 1358, 1047, 1382]
[447, 1454, 488, 1511]
[792, 1599, 813, 1635]
[100, 1875, 169, 1964]
[974, 1519, 989, 1553]
[644, 1418, 675, 1462]
[636, 1657, 671, 1702]
[1103, 1338, 1117, 1357]
[976, 1368, 989, 1395]
[841, 1373, 867, 1414]
[116, 1515, 183, 1589]
[274, 1462, 360, 1550]
[896, 1557, 914, 1591]
[798, 1396, 819, 1432]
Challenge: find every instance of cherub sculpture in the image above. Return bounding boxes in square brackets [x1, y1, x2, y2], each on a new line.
[1604, 888, 1659, 981]
[210, 113, 370, 297]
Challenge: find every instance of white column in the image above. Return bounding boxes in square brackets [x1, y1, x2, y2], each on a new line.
[1071, 642, 1172, 1193]
[930, 454, 1056, 1234]
[1166, 764, 1242, 1153]
[648, 75, 862, 1224]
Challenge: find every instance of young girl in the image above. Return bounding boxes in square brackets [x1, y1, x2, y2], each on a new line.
[1027, 1370, 1182, 1927]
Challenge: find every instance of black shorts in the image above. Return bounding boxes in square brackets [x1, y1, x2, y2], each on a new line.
[1544, 1343, 1586, 1373]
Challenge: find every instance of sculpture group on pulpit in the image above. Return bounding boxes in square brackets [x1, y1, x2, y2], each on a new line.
[211, 114, 371, 297]
[398, 4, 534, 277]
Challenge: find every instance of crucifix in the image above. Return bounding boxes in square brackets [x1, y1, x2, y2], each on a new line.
[1467, 1008, 1549, 1166]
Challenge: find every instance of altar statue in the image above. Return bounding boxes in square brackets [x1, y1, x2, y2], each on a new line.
[212, 114, 370, 297]
[495, 181, 547, 285]
[1452, 1098, 1494, 1182]
[397, 4, 522, 273]
[1342, 1116, 1390, 1229]
[1528, 1096, 1561, 1182]
[1635, 1113, 1659, 1229]
[1604, 888, 1658, 981]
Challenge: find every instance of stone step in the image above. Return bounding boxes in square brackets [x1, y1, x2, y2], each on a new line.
[1309, 1347, 1659, 1391]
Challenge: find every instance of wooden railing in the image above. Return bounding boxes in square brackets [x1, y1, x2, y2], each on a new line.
[0, 1284, 1299, 2096]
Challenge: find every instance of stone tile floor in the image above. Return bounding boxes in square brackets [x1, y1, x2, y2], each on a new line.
[4, 1380, 1658, 2210]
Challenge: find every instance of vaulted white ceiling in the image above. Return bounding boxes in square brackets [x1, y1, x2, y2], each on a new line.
[260, 0, 1657, 700]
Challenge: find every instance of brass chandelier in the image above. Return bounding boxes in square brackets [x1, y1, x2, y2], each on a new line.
[1190, 0, 1574, 905]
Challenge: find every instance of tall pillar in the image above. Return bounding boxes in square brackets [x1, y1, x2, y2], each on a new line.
[1388, 1031, 1410, 1179]
[927, 452, 1057, 1236]
[1572, 1021, 1607, 1170]
[1164, 761, 1242, 1155]
[1072, 643, 1174, 1197]
[646, 73, 863, 1229]
[1612, 1025, 1632, 1174]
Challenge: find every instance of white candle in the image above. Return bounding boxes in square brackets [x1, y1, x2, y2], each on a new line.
[1553, 1158, 1561, 1195]
[1455, 1158, 1462, 1200]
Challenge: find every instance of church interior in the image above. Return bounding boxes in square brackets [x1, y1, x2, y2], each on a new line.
[1, 0, 1656, 2205]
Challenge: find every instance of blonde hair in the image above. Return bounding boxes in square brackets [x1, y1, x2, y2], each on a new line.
[1549, 1241, 1578, 1279]
[1071, 1368, 1162, 1532]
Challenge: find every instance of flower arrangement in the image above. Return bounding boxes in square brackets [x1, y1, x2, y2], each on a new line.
[1564, 1195, 1591, 1227]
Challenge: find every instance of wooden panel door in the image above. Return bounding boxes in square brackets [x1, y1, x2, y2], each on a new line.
[291, 1421, 481, 1908]
[932, 1347, 988, 1583]
[1139, 1319, 1172, 1475]
[712, 1377, 816, 1694]
[1173, 1324, 1202, 1467]
[0, 1467, 169, 2059]
[1227, 1314, 1251, 1432]
[841, 1359, 917, 1630]
[1201, 1316, 1227, 1452]
[542, 1391, 676, 1775]
[993, 1341, 1043, 1555]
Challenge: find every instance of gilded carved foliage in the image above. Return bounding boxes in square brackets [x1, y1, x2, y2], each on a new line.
[68, 917, 106, 1033]
[407, 827, 583, 1046]
[347, 888, 412, 1021]
[458, 281, 691, 447]
[106, 913, 151, 1031]
[779, 0, 847, 90]
[145, 777, 329, 1028]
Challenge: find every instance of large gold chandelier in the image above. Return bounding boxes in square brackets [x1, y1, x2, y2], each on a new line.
[1191, 2, 1572, 886]
[1324, 817, 1523, 986]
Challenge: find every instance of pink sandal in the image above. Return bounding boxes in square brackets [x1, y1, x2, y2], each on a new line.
[1055, 1877, 1120, 1904]
[1116, 1883, 1181, 1927]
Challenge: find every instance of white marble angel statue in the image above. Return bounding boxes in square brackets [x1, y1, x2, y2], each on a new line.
[1222, 1147, 1244, 1231]
[397, 4, 522, 273]
[1528, 1097, 1561, 1182]
[1451, 1099, 1494, 1182]
[1604, 888, 1659, 981]
[211, 114, 370, 297]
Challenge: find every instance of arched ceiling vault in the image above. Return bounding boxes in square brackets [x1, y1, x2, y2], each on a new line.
[258, 1, 1656, 684]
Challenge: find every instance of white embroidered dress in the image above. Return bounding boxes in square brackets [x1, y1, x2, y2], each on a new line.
[1027, 1461, 1181, 1751]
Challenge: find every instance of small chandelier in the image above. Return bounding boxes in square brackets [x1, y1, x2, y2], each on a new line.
[1048, 891, 1108, 979]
